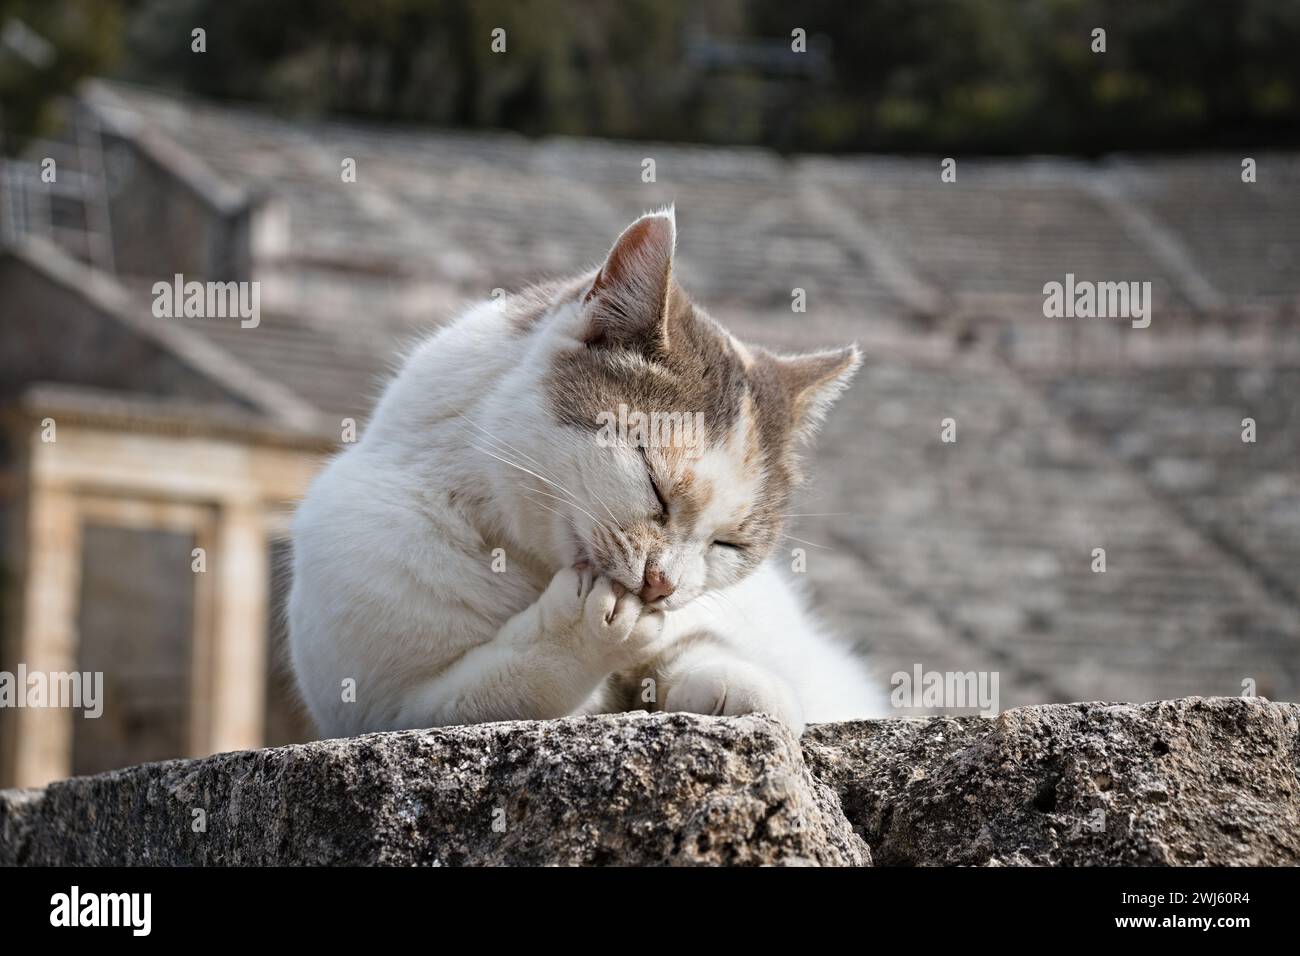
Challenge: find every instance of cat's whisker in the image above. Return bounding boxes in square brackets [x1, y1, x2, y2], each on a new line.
[454, 412, 569, 490]
[602, 511, 636, 558]
[585, 513, 639, 578]
[460, 429, 527, 467]
[469, 441, 587, 508]
[777, 532, 834, 551]
[519, 492, 622, 566]
[610, 529, 637, 569]
[458, 428, 545, 478]
[468, 440, 542, 482]
[516, 480, 640, 582]
[588, 509, 637, 566]
[455, 413, 631, 544]
[519, 493, 578, 529]
[566, 466, 631, 546]
[456, 421, 574, 497]
[705, 588, 759, 631]
[695, 593, 733, 627]
[590, 524, 634, 574]
[523, 483, 606, 531]
[453, 412, 627, 538]
[576, 471, 624, 534]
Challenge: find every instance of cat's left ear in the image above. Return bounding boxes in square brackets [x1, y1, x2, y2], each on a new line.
[767, 345, 862, 443]
[580, 207, 676, 352]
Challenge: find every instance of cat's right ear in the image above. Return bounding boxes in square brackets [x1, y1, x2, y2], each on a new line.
[580, 208, 676, 353]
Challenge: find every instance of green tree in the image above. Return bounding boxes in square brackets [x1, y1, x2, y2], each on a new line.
[0, 0, 125, 152]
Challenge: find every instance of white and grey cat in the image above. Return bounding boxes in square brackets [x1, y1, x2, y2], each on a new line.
[289, 207, 885, 738]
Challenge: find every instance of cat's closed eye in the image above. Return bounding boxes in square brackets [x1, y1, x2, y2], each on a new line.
[640, 450, 670, 523]
[648, 475, 669, 523]
[712, 540, 743, 550]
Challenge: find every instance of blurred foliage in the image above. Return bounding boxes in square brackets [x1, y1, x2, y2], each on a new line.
[0, 0, 125, 151]
[4, 0, 1299, 155]
[762, 0, 1300, 153]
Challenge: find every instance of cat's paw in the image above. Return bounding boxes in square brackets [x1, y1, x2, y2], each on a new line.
[580, 572, 667, 666]
[538, 565, 665, 666]
[664, 661, 805, 735]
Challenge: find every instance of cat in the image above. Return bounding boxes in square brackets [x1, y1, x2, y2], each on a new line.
[288, 207, 886, 739]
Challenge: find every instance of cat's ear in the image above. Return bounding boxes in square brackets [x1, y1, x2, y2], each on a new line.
[580, 207, 676, 351]
[766, 345, 862, 443]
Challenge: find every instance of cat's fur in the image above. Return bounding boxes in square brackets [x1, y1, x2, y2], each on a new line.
[289, 208, 885, 738]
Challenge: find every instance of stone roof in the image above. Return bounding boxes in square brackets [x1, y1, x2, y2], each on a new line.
[83, 81, 1300, 319]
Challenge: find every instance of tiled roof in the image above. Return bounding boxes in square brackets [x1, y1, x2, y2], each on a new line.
[1107, 155, 1300, 305]
[792, 355, 1300, 709]
[85, 82, 1300, 321]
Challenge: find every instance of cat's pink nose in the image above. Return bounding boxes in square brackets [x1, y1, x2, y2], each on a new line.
[640, 566, 675, 603]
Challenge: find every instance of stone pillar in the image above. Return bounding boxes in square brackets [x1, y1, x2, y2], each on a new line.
[205, 500, 268, 755]
[10, 485, 81, 788]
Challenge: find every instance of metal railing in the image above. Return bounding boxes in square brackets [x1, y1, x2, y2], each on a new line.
[0, 103, 115, 272]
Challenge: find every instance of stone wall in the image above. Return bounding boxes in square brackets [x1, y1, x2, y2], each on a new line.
[1, 696, 1295, 866]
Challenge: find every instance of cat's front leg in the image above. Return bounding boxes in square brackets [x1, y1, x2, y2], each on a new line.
[532, 563, 671, 676]
[658, 640, 806, 736]
[407, 564, 666, 727]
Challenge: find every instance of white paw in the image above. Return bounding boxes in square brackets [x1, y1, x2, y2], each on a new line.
[536, 565, 591, 629]
[664, 661, 805, 735]
[540, 565, 665, 667]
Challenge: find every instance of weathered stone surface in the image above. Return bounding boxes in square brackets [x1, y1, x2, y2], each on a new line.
[3, 697, 1295, 866]
[802, 696, 1300, 865]
[0, 712, 867, 866]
